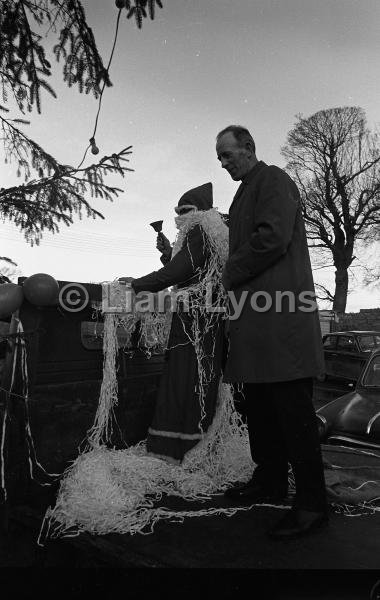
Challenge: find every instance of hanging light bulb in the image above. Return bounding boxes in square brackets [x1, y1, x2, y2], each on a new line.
[17, 87, 27, 100]
[89, 136, 99, 155]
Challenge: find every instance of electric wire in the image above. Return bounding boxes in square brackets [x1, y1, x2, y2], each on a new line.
[1, 229, 157, 253]
[76, 8, 123, 170]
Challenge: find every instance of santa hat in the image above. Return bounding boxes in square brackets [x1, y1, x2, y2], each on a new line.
[175, 182, 213, 213]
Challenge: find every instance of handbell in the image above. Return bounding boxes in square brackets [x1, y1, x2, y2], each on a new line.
[150, 220, 163, 233]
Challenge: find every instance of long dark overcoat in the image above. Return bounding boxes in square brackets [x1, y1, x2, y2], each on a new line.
[222, 161, 324, 383]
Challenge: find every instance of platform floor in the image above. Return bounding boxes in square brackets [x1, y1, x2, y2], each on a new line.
[1, 385, 379, 598]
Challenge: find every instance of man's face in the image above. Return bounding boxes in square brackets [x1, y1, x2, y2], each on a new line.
[216, 132, 253, 181]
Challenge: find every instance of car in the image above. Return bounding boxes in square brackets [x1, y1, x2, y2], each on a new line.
[316, 348, 380, 450]
[322, 330, 380, 383]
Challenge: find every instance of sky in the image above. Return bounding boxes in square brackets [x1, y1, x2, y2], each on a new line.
[1, 0, 380, 311]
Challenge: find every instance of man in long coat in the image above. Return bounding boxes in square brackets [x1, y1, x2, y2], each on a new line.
[216, 125, 328, 539]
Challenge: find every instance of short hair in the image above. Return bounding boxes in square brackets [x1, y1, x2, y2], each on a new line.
[216, 125, 256, 153]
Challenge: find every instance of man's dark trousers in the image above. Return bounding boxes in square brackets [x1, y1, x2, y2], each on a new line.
[242, 377, 327, 512]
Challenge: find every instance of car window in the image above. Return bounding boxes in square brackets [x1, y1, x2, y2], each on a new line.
[336, 335, 357, 352]
[362, 355, 380, 386]
[358, 335, 380, 352]
[323, 335, 337, 349]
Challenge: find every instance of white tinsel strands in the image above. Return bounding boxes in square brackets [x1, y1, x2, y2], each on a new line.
[39, 209, 256, 543]
[169, 209, 230, 425]
[85, 312, 120, 449]
[136, 309, 173, 356]
[40, 381, 253, 542]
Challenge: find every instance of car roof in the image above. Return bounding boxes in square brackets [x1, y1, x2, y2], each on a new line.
[326, 331, 380, 335]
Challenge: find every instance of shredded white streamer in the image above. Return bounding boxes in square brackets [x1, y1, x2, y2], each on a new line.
[39, 381, 254, 542]
[39, 209, 254, 542]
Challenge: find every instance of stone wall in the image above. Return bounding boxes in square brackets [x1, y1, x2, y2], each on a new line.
[332, 308, 380, 332]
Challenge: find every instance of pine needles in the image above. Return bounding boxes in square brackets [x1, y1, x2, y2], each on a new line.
[0, 0, 164, 243]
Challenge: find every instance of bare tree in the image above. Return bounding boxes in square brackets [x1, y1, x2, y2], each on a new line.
[360, 242, 380, 289]
[281, 106, 380, 313]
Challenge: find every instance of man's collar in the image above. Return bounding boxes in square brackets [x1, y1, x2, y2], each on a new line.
[241, 160, 266, 185]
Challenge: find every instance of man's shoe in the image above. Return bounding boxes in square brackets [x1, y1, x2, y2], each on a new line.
[268, 508, 328, 540]
[224, 480, 287, 504]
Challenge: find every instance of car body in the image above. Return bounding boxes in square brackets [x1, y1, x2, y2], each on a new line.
[322, 330, 380, 382]
[316, 348, 380, 450]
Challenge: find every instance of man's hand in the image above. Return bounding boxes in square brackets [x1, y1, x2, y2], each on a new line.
[156, 232, 172, 258]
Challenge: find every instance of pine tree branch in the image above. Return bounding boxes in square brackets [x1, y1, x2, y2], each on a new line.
[0, 1, 164, 246]
[0, 114, 63, 182]
[52, 0, 111, 97]
[0, 257, 17, 267]
[0, 146, 133, 244]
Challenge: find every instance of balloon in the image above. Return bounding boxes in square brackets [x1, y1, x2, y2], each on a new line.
[0, 283, 24, 318]
[23, 273, 59, 307]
